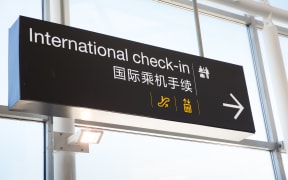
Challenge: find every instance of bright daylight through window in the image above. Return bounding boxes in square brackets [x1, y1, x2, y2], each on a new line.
[0, 0, 288, 179]
[0, 0, 43, 180]
[69, 0, 287, 179]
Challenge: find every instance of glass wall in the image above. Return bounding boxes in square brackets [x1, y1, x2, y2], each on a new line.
[0, 0, 41, 106]
[279, 35, 288, 73]
[76, 130, 275, 180]
[282, 153, 288, 176]
[0, 1, 44, 180]
[269, 0, 288, 11]
[199, 14, 267, 141]
[0, 118, 44, 180]
[70, 0, 267, 141]
[70, 0, 283, 179]
[2, 0, 288, 179]
[70, 0, 198, 55]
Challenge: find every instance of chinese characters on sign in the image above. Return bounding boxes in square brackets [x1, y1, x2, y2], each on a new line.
[113, 66, 194, 92]
[113, 65, 210, 115]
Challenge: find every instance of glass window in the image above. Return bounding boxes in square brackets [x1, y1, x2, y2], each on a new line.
[0, 0, 42, 106]
[76, 130, 275, 180]
[70, 0, 266, 141]
[269, 0, 288, 11]
[70, 1, 278, 179]
[278, 35, 288, 139]
[281, 153, 288, 176]
[279, 35, 288, 72]
[70, 0, 198, 55]
[0, 118, 44, 180]
[199, 14, 267, 141]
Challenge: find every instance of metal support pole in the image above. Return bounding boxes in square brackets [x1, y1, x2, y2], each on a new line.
[247, 16, 286, 179]
[44, 117, 54, 180]
[262, 14, 288, 157]
[53, 117, 76, 180]
[43, 0, 73, 180]
[44, 0, 70, 24]
[192, 0, 204, 57]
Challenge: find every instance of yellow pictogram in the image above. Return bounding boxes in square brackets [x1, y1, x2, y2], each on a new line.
[183, 98, 192, 113]
[157, 96, 171, 108]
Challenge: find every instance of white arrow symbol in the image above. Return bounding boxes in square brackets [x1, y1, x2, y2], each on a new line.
[222, 93, 244, 120]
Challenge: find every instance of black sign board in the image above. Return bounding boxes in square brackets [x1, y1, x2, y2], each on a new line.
[9, 16, 255, 141]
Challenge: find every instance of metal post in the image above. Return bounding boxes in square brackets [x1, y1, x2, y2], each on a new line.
[44, 0, 70, 24]
[47, 0, 62, 23]
[192, 0, 204, 57]
[43, 0, 74, 180]
[53, 117, 76, 180]
[247, 16, 286, 179]
[262, 14, 288, 157]
[44, 116, 54, 180]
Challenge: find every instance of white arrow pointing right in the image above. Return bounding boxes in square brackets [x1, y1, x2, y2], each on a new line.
[223, 93, 244, 120]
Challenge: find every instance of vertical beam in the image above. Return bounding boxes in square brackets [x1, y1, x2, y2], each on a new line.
[247, 16, 286, 180]
[43, 0, 74, 180]
[43, 0, 70, 25]
[262, 14, 288, 157]
[42, 0, 49, 21]
[60, 0, 70, 25]
[192, 0, 204, 57]
[44, 117, 54, 180]
[53, 117, 76, 180]
[48, 0, 62, 23]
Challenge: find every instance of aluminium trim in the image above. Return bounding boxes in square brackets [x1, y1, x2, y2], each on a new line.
[247, 16, 287, 180]
[0, 105, 48, 121]
[154, 0, 251, 24]
[154, 0, 288, 35]
[75, 119, 276, 151]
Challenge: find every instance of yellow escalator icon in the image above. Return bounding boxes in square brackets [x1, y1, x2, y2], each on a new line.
[157, 96, 171, 108]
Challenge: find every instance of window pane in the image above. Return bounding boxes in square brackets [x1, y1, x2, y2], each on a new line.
[70, 0, 198, 54]
[0, 0, 41, 106]
[277, 35, 288, 140]
[76, 131, 275, 180]
[269, 0, 288, 11]
[279, 35, 288, 73]
[0, 118, 44, 180]
[199, 14, 267, 141]
[70, 1, 276, 179]
[281, 153, 288, 176]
